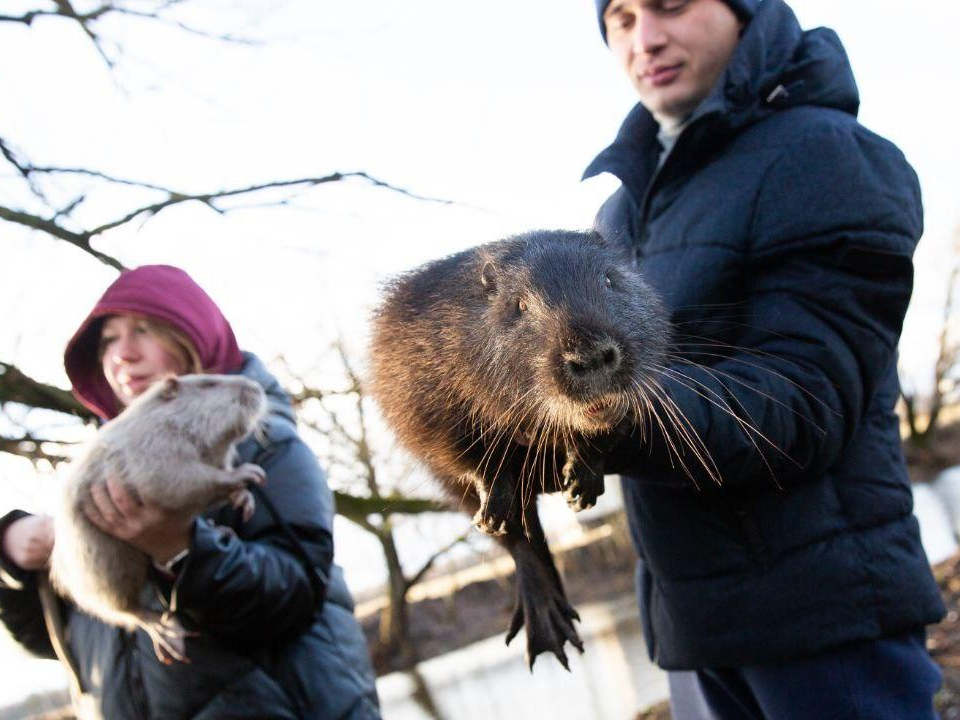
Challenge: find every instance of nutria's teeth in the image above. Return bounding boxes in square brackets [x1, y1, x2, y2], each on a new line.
[585, 400, 612, 417]
[584, 402, 613, 419]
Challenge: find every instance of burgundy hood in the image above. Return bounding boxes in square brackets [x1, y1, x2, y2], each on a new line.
[64, 265, 244, 420]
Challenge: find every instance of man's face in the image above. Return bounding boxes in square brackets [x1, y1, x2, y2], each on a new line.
[604, 0, 741, 126]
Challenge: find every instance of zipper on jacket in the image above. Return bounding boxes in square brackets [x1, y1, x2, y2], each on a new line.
[638, 114, 704, 220]
[124, 631, 150, 720]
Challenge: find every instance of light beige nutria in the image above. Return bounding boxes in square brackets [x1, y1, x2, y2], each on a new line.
[50, 373, 267, 663]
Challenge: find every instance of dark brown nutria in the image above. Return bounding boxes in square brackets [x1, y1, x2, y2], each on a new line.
[50, 374, 267, 663]
[368, 229, 671, 669]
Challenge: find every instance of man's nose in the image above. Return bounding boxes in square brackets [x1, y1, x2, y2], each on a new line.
[633, 11, 668, 54]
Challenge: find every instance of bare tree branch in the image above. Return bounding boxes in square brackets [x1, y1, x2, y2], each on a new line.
[0, 137, 31, 180]
[52, 194, 87, 222]
[334, 492, 445, 527]
[105, 5, 260, 45]
[55, 0, 116, 67]
[25, 166, 177, 193]
[82, 171, 455, 237]
[0, 136, 47, 201]
[0, 204, 125, 270]
[404, 530, 471, 592]
[1, 2, 256, 67]
[0, 435, 71, 465]
[902, 225, 960, 445]
[0, 9, 77, 25]
[0, 361, 96, 420]
[3, 170, 455, 270]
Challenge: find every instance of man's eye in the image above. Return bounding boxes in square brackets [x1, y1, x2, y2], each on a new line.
[661, 0, 690, 13]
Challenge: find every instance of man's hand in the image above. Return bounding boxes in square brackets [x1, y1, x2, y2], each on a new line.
[84, 476, 193, 565]
[2, 515, 54, 571]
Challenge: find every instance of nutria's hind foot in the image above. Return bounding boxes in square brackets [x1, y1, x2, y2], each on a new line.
[505, 540, 584, 671]
[562, 449, 605, 512]
[137, 611, 198, 665]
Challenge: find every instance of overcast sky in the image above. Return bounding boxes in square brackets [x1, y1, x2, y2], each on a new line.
[1, 0, 958, 705]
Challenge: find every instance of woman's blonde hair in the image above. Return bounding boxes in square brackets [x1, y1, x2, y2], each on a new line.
[148, 318, 204, 375]
[99, 315, 204, 375]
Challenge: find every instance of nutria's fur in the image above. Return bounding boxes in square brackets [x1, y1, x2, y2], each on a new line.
[368, 229, 669, 668]
[50, 374, 267, 663]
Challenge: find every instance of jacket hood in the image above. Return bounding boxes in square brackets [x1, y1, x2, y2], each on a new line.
[64, 265, 244, 420]
[584, 0, 859, 184]
[238, 352, 297, 431]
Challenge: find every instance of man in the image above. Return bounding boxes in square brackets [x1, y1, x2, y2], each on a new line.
[585, 1, 946, 717]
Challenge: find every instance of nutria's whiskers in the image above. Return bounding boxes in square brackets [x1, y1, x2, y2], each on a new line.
[635, 374, 721, 488]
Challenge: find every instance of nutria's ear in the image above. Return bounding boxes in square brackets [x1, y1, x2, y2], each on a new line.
[588, 229, 612, 248]
[590, 228, 634, 266]
[480, 261, 497, 294]
[158, 376, 180, 401]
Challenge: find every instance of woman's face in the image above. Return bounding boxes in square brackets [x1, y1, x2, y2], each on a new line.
[100, 315, 185, 405]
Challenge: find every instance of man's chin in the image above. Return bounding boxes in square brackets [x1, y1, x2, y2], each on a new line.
[647, 95, 700, 129]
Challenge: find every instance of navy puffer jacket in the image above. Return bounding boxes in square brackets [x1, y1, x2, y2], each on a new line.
[0, 354, 380, 719]
[585, 0, 945, 669]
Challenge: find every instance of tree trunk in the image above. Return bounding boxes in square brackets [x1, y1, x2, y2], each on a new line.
[377, 523, 416, 665]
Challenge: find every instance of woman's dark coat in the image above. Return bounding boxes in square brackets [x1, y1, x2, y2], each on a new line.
[0, 354, 379, 719]
[585, 0, 945, 669]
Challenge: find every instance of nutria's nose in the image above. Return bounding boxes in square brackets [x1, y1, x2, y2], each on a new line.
[563, 339, 622, 380]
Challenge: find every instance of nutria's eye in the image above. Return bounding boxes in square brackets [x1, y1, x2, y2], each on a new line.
[159, 376, 180, 401]
[517, 298, 527, 314]
[604, 273, 614, 290]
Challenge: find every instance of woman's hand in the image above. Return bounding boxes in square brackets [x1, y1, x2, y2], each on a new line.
[2, 515, 54, 571]
[84, 476, 193, 565]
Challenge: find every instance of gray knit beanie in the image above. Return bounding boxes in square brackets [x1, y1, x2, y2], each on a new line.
[596, 0, 760, 42]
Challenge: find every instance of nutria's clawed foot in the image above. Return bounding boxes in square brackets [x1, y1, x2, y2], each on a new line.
[231, 463, 266, 486]
[229, 488, 257, 522]
[473, 476, 518, 536]
[506, 544, 584, 671]
[472, 508, 509, 536]
[562, 451, 605, 512]
[138, 611, 198, 665]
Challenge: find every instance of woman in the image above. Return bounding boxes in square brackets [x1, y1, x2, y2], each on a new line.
[0, 265, 380, 719]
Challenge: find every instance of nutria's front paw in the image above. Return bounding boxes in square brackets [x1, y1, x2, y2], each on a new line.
[472, 509, 509, 536]
[562, 452, 604, 512]
[232, 463, 266, 486]
[228, 488, 257, 522]
[473, 477, 516, 535]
